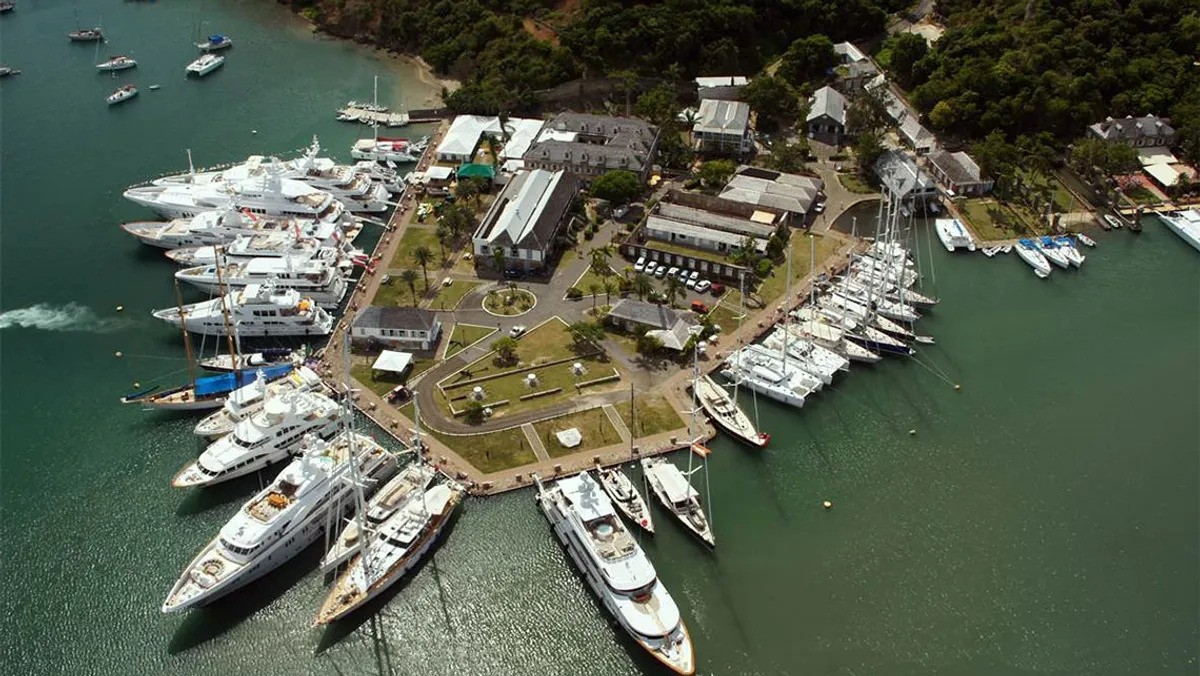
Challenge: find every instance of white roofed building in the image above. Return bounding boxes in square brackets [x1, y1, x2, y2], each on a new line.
[719, 165, 824, 216]
[436, 115, 546, 164]
[694, 99, 753, 156]
[472, 169, 580, 272]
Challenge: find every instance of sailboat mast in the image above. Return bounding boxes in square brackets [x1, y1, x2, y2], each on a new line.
[213, 247, 239, 369]
[173, 280, 196, 386]
[341, 329, 373, 577]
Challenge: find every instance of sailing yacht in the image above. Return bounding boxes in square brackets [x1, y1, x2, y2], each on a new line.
[691, 375, 769, 447]
[533, 473, 695, 674]
[720, 349, 810, 408]
[1034, 237, 1071, 269]
[594, 465, 656, 533]
[196, 34, 233, 51]
[96, 54, 136, 71]
[124, 168, 348, 222]
[172, 389, 345, 488]
[320, 461, 437, 572]
[315, 481, 464, 624]
[175, 256, 349, 309]
[123, 209, 360, 251]
[641, 456, 714, 547]
[1048, 236, 1085, 268]
[1015, 239, 1052, 278]
[194, 365, 323, 438]
[151, 143, 391, 213]
[121, 363, 294, 411]
[153, 284, 335, 337]
[200, 347, 296, 373]
[762, 330, 846, 385]
[162, 431, 398, 613]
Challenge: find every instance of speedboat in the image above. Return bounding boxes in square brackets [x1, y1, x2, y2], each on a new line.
[320, 462, 437, 572]
[153, 284, 335, 337]
[0, 2, 15, 14]
[175, 256, 349, 309]
[1075, 233, 1097, 248]
[533, 473, 695, 674]
[641, 456, 714, 548]
[162, 432, 398, 613]
[1015, 239, 1052, 278]
[121, 363, 293, 411]
[594, 465, 656, 533]
[691, 375, 768, 447]
[186, 53, 224, 77]
[197, 34, 233, 51]
[1158, 209, 1200, 253]
[105, 84, 138, 106]
[96, 55, 136, 71]
[1103, 213, 1124, 229]
[316, 481, 463, 624]
[68, 27, 104, 42]
[934, 218, 974, 252]
[193, 365, 323, 438]
[171, 389, 344, 488]
[350, 136, 427, 163]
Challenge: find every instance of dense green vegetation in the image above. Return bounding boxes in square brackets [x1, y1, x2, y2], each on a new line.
[896, 0, 1200, 161]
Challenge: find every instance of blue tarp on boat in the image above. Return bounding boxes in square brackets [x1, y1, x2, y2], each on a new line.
[194, 363, 292, 397]
[207, 35, 227, 43]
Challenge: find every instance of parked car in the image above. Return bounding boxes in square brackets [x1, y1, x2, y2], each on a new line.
[686, 270, 699, 288]
[666, 266, 679, 278]
[509, 325, 527, 338]
[676, 268, 690, 281]
[690, 300, 709, 314]
[503, 268, 527, 280]
[695, 279, 712, 293]
[644, 261, 657, 276]
[654, 265, 668, 279]
[634, 256, 646, 273]
[709, 282, 725, 296]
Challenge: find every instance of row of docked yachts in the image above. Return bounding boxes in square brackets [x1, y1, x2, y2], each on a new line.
[120, 137, 409, 338]
[159, 360, 466, 627]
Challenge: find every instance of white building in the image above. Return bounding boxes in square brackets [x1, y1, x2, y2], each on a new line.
[351, 307, 442, 351]
[435, 115, 546, 164]
[694, 99, 753, 155]
[473, 169, 580, 272]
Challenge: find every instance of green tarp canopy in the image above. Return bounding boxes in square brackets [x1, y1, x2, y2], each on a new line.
[457, 163, 496, 180]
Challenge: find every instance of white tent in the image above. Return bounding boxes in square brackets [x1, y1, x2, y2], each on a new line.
[371, 350, 413, 375]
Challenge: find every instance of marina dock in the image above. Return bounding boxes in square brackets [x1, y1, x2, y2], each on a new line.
[336, 106, 450, 127]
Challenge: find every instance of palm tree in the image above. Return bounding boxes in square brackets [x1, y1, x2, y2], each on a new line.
[587, 282, 601, 311]
[454, 178, 479, 208]
[412, 246, 433, 289]
[491, 247, 505, 273]
[631, 273, 653, 301]
[482, 135, 501, 168]
[590, 246, 612, 275]
[399, 269, 420, 305]
[435, 222, 452, 262]
[663, 276, 684, 307]
[602, 278, 617, 306]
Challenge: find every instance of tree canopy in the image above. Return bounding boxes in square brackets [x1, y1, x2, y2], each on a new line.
[589, 170, 642, 205]
[777, 35, 837, 88]
[742, 75, 802, 132]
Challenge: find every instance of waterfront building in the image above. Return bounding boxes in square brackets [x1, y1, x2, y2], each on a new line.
[472, 168, 580, 273]
[925, 150, 993, 196]
[806, 86, 846, 145]
[351, 307, 442, 351]
[874, 150, 937, 208]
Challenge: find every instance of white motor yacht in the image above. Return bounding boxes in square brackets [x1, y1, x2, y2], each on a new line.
[350, 136, 426, 163]
[691, 375, 768, 448]
[185, 53, 224, 77]
[172, 389, 344, 488]
[641, 456, 714, 548]
[175, 256, 348, 308]
[1016, 239, 1052, 278]
[594, 465, 655, 533]
[194, 365, 323, 438]
[162, 432, 397, 613]
[154, 284, 334, 337]
[315, 481, 464, 625]
[934, 217, 975, 252]
[123, 209, 360, 251]
[320, 462, 437, 572]
[1158, 209, 1200, 253]
[124, 169, 348, 222]
[164, 233, 349, 266]
[534, 473, 694, 674]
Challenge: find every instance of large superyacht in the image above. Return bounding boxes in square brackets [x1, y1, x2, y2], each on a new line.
[121, 207, 360, 251]
[534, 472, 695, 674]
[319, 461, 437, 572]
[124, 168, 349, 222]
[162, 432, 397, 612]
[153, 284, 335, 337]
[194, 365, 324, 439]
[174, 255, 349, 308]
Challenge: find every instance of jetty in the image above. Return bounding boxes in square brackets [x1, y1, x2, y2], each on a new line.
[336, 106, 410, 127]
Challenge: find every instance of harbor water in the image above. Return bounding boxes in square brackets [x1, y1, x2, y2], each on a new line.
[1, 2, 1197, 673]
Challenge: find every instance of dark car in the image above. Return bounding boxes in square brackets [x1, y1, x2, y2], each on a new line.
[709, 283, 726, 296]
[503, 268, 527, 280]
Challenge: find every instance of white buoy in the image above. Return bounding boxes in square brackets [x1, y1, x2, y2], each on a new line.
[908, 429, 916, 436]
[822, 500, 833, 510]
[116, 305, 124, 312]
[954, 384, 962, 391]
[251, 130, 258, 134]
[133, 382, 141, 388]
[114, 351, 123, 358]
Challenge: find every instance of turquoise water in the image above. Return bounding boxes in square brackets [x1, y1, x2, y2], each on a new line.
[2, 2, 1198, 674]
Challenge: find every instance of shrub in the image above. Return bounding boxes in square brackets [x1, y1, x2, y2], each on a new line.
[755, 258, 774, 278]
[565, 286, 583, 300]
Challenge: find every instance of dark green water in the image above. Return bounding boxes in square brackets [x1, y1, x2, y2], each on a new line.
[3, 3, 1198, 674]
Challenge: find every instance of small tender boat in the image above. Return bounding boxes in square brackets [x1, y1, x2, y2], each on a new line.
[196, 34, 233, 51]
[68, 27, 104, 42]
[594, 465, 655, 534]
[96, 54, 136, 72]
[148, 84, 161, 91]
[982, 247, 997, 258]
[1000, 245, 1013, 254]
[106, 84, 138, 106]
[1075, 233, 1097, 248]
[0, 2, 15, 15]
[0, 65, 19, 77]
[1104, 213, 1123, 229]
[186, 53, 224, 77]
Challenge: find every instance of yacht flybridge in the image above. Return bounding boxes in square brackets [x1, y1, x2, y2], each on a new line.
[153, 284, 334, 337]
[316, 481, 464, 625]
[193, 365, 324, 439]
[1159, 208, 1200, 253]
[162, 432, 397, 613]
[175, 256, 349, 309]
[171, 389, 345, 488]
[535, 473, 695, 675]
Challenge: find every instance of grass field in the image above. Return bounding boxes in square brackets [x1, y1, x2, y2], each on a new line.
[532, 407, 623, 458]
[416, 423, 536, 473]
[959, 198, 1040, 241]
[614, 394, 685, 438]
[351, 356, 434, 395]
[757, 233, 841, 305]
[373, 277, 418, 307]
[429, 280, 481, 311]
[389, 226, 443, 272]
[1122, 185, 1162, 205]
[837, 172, 877, 194]
[443, 323, 496, 360]
[1017, 169, 1076, 212]
[572, 265, 618, 298]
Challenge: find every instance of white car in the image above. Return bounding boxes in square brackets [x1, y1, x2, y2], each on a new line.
[685, 271, 699, 288]
[694, 279, 711, 293]
[678, 268, 691, 281]
[509, 325, 527, 338]
[654, 265, 668, 279]
[643, 261, 657, 276]
[666, 266, 679, 278]
[634, 256, 646, 273]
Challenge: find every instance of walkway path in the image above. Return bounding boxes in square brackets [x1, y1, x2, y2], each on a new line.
[603, 404, 631, 443]
[521, 423, 550, 462]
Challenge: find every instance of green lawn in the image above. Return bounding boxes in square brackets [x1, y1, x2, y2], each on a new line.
[429, 280, 481, 311]
[706, 304, 745, 334]
[756, 233, 841, 306]
[613, 394, 685, 438]
[372, 277, 420, 308]
[1017, 169, 1076, 212]
[427, 427, 535, 473]
[533, 407, 623, 458]
[838, 173, 877, 194]
[572, 265, 619, 297]
[959, 198, 1040, 241]
[389, 226, 444, 271]
[1122, 185, 1162, 205]
[351, 356, 434, 395]
[482, 287, 536, 315]
[642, 238, 730, 266]
[444, 323, 497, 360]
[440, 354, 620, 420]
